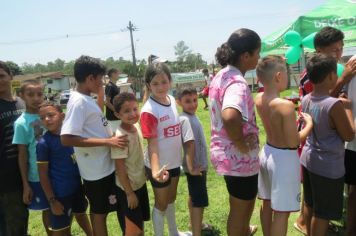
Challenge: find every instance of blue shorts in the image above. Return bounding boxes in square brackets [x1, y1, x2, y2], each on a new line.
[50, 186, 88, 231]
[186, 171, 208, 208]
[28, 182, 49, 210]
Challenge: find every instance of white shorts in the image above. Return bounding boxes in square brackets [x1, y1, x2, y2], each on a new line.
[258, 143, 301, 212]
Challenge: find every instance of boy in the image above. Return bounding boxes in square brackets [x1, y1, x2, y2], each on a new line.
[301, 54, 355, 236]
[255, 55, 313, 236]
[110, 92, 150, 236]
[105, 68, 120, 130]
[344, 55, 356, 236]
[0, 61, 28, 235]
[296, 26, 356, 234]
[177, 87, 210, 236]
[37, 101, 93, 236]
[60, 55, 127, 236]
[12, 79, 51, 234]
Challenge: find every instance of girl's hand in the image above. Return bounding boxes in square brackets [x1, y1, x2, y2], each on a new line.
[50, 199, 65, 216]
[127, 192, 139, 209]
[339, 97, 352, 109]
[153, 165, 169, 183]
[23, 184, 33, 205]
[235, 134, 257, 154]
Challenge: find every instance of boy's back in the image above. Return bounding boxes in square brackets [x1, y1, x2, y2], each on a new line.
[255, 94, 298, 148]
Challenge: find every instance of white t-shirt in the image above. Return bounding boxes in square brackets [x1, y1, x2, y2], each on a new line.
[61, 91, 114, 181]
[140, 95, 182, 170]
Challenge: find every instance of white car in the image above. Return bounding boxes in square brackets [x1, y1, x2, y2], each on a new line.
[59, 90, 71, 105]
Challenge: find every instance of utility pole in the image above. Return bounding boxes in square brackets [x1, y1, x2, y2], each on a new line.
[127, 21, 137, 74]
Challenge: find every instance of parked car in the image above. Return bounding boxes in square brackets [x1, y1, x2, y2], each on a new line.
[59, 90, 71, 105]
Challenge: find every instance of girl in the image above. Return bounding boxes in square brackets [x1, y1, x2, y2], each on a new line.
[111, 93, 150, 236]
[140, 63, 185, 236]
[209, 28, 261, 236]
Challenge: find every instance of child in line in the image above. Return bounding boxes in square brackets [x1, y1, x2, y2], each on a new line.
[140, 62, 187, 236]
[0, 61, 28, 236]
[60, 55, 128, 236]
[12, 80, 51, 234]
[37, 101, 92, 236]
[111, 92, 150, 236]
[177, 87, 210, 236]
[255, 55, 313, 236]
[301, 54, 355, 236]
[209, 28, 261, 236]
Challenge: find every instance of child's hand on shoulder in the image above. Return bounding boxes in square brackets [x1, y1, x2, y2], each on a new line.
[338, 95, 352, 110]
[127, 192, 139, 209]
[107, 134, 128, 149]
[50, 199, 65, 216]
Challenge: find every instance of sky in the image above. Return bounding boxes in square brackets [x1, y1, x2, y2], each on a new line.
[0, 0, 327, 66]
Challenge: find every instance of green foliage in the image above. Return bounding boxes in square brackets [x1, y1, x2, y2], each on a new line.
[5, 61, 22, 75]
[171, 41, 207, 72]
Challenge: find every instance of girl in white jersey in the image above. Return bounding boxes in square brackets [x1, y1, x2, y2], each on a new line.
[140, 63, 186, 236]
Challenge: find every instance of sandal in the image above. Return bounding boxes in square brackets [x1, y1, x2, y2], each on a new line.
[249, 225, 258, 236]
[293, 222, 307, 235]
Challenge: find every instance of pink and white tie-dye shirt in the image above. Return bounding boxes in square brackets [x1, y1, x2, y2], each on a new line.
[209, 65, 259, 177]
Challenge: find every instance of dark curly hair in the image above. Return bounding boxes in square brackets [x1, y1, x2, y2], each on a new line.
[306, 53, 337, 84]
[113, 92, 137, 113]
[314, 27, 344, 49]
[74, 55, 106, 83]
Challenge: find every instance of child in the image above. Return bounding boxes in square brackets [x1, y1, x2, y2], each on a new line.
[177, 87, 210, 236]
[209, 28, 260, 236]
[12, 79, 51, 234]
[60, 55, 128, 236]
[105, 68, 121, 131]
[140, 62, 186, 236]
[0, 61, 28, 235]
[301, 54, 355, 236]
[255, 55, 313, 236]
[37, 101, 92, 236]
[110, 92, 150, 236]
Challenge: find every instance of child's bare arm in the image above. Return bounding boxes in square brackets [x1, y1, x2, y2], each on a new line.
[61, 134, 128, 149]
[17, 144, 32, 204]
[37, 162, 64, 215]
[147, 138, 169, 182]
[184, 140, 201, 175]
[96, 86, 105, 111]
[115, 159, 138, 209]
[330, 100, 355, 141]
[330, 59, 356, 97]
[298, 113, 313, 143]
[281, 102, 300, 148]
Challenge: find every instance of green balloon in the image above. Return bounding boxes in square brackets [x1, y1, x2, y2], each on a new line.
[302, 32, 317, 49]
[285, 46, 302, 64]
[337, 63, 344, 77]
[284, 31, 302, 47]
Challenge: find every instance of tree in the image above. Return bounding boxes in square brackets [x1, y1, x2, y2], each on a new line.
[174, 41, 191, 62]
[5, 61, 22, 75]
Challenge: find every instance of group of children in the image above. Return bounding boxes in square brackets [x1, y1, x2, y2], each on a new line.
[1, 25, 356, 236]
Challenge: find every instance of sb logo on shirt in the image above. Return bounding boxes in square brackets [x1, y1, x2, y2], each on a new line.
[164, 124, 180, 137]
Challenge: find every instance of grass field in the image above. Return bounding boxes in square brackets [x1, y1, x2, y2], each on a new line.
[27, 88, 344, 235]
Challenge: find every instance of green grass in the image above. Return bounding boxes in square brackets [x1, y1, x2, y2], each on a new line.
[28, 88, 341, 235]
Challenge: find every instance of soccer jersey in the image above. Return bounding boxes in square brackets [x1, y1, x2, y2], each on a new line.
[12, 112, 45, 182]
[61, 91, 114, 181]
[36, 132, 81, 197]
[209, 65, 259, 177]
[140, 95, 182, 170]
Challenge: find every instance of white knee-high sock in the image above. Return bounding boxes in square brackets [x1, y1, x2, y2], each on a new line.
[152, 207, 165, 236]
[166, 203, 179, 236]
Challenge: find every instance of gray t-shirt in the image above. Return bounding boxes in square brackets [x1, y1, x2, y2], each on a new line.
[180, 112, 208, 172]
[300, 94, 344, 179]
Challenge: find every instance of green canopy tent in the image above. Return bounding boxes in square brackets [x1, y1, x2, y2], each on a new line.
[262, 0, 356, 55]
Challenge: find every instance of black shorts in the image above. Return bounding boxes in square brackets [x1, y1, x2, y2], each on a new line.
[50, 186, 88, 231]
[116, 184, 150, 232]
[145, 167, 180, 188]
[186, 171, 208, 208]
[224, 174, 258, 201]
[83, 172, 117, 214]
[302, 166, 344, 220]
[345, 149, 356, 185]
